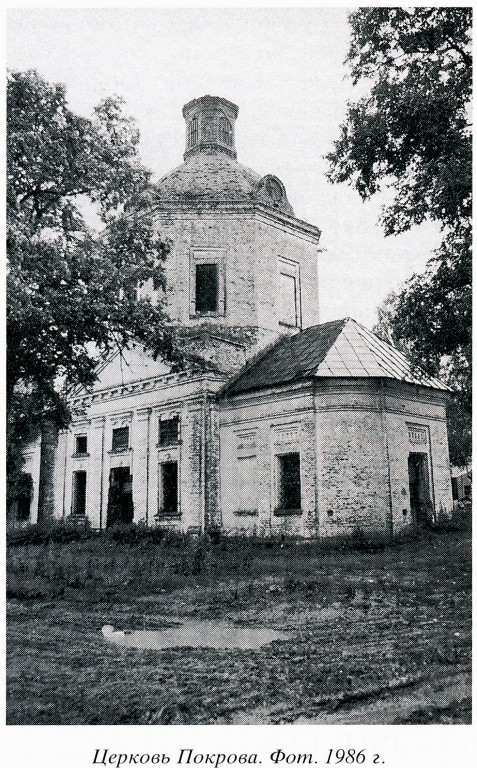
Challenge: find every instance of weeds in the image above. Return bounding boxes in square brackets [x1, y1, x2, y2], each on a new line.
[6, 525, 471, 725]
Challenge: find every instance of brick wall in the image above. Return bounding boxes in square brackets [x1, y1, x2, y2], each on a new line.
[151, 206, 321, 374]
[219, 386, 317, 536]
[220, 379, 453, 539]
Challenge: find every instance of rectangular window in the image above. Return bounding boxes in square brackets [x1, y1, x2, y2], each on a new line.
[195, 263, 219, 313]
[112, 426, 129, 452]
[160, 461, 179, 514]
[237, 455, 257, 513]
[72, 471, 87, 517]
[277, 452, 301, 510]
[75, 435, 88, 455]
[278, 257, 301, 328]
[279, 271, 298, 326]
[159, 417, 179, 446]
[189, 117, 198, 147]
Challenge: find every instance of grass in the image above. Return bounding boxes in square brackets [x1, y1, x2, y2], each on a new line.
[6, 524, 472, 724]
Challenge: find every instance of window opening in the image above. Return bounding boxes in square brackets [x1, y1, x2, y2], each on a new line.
[277, 453, 301, 510]
[75, 435, 87, 455]
[112, 426, 129, 452]
[160, 461, 179, 514]
[106, 467, 134, 527]
[202, 116, 214, 141]
[72, 470, 87, 517]
[189, 117, 198, 147]
[408, 453, 433, 526]
[237, 455, 257, 513]
[279, 271, 298, 326]
[195, 263, 219, 313]
[219, 116, 232, 146]
[159, 417, 179, 446]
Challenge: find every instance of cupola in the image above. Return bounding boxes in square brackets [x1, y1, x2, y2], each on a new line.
[183, 95, 239, 160]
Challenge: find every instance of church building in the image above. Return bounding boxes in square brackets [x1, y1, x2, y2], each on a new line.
[20, 95, 454, 537]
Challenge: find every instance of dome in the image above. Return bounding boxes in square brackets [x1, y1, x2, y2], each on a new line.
[155, 150, 261, 203]
[154, 95, 295, 216]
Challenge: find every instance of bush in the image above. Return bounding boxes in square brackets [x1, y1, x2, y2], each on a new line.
[7, 517, 96, 547]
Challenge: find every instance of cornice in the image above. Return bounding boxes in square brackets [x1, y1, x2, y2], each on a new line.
[71, 371, 228, 408]
[150, 199, 322, 242]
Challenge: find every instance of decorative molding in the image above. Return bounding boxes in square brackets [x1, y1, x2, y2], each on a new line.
[136, 407, 152, 422]
[150, 200, 322, 242]
[71, 371, 226, 407]
[407, 423, 428, 444]
[236, 432, 256, 450]
[274, 427, 299, 444]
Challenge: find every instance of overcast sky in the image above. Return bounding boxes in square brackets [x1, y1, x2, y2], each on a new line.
[7, 6, 442, 328]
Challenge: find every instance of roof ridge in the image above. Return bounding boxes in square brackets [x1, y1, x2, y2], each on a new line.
[221, 318, 349, 397]
[219, 332, 291, 396]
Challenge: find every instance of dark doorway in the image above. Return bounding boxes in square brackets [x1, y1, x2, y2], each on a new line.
[72, 471, 87, 517]
[408, 452, 433, 526]
[161, 461, 179, 514]
[107, 467, 134, 527]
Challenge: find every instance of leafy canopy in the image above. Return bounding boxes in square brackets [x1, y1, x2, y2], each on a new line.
[7, 70, 181, 491]
[327, 8, 472, 463]
[327, 7, 471, 238]
[7, 70, 180, 406]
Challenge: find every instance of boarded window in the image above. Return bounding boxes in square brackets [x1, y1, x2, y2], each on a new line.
[189, 117, 198, 146]
[159, 417, 179, 446]
[279, 271, 297, 326]
[112, 426, 129, 452]
[195, 263, 219, 313]
[161, 462, 178, 514]
[75, 435, 87, 454]
[219, 116, 232, 146]
[237, 455, 257, 512]
[277, 453, 301, 510]
[72, 471, 87, 517]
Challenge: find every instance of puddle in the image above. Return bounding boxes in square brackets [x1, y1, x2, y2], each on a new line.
[101, 621, 290, 650]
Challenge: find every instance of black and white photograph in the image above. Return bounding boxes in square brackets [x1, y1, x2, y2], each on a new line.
[5, 2, 472, 750]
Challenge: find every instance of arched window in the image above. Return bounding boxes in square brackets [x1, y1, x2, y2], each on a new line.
[188, 117, 198, 147]
[219, 116, 232, 146]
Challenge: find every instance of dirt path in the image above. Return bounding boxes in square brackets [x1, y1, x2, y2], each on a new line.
[229, 672, 471, 724]
[295, 672, 471, 724]
[7, 529, 471, 724]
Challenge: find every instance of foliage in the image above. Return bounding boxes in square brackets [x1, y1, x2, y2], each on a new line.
[374, 288, 471, 467]
[327, 8, 472, 463]
[327, 8, 471, 237]
[7, 70, 182, 502]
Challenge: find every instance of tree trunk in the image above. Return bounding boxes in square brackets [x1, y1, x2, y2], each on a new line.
[37, 417, 59, 524]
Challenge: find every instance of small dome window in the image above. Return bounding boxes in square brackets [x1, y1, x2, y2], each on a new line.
[219, 116, 232, 146]
[188, 117, 198, 147]
[266, 177, 283, 203]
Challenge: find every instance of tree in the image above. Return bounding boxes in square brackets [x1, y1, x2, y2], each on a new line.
[374, 289, 471, 468]
[327, 8, 472, 463]
[7, 70, 181, 521]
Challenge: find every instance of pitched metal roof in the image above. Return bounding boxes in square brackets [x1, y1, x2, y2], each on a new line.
[221, 318, 451, 396]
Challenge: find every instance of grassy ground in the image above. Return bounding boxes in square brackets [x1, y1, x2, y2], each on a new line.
[6, 523, 471, 724]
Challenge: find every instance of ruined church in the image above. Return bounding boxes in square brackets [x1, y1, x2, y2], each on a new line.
[20, 96, 454, 537]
